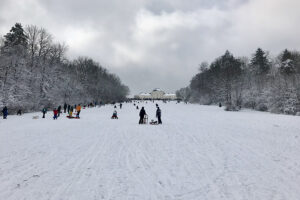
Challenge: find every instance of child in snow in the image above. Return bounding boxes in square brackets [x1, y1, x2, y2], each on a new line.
[53, 108, 58, 120]
[69, 108, 73, 117]
[111, 110, 118, 119]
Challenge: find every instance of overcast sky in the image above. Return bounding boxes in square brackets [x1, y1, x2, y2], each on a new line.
[1, 0, 300, 95]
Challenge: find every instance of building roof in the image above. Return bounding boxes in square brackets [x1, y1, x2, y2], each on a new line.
[152, 88, 163, 92]
[139, 93, 151, 96]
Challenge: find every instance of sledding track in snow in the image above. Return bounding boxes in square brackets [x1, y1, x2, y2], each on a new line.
[0, 102, 300, 200]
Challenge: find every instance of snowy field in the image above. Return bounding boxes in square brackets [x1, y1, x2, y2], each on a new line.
[0, 101, 300, 200]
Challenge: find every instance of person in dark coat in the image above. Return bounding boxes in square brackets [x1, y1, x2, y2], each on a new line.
[57, 105, 62, 117]
[139, 107, 146, 124]
[17, 109, 22, 116]
[120, 103, 122, 109]
[156, 107, 162, 124]
[42, 107, 47, 118]
[64, 103, 67, 113]
[67, 105, 70, 114]
[2, 106, 8, 119]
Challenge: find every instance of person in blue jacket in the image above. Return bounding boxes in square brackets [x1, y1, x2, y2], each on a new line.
[2, 106, 8, 119]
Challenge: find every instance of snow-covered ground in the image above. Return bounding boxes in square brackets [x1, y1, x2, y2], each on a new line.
[0, 101, 300, 200]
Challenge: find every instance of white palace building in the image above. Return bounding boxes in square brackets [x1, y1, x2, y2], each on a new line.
[134, 88, 177, 100]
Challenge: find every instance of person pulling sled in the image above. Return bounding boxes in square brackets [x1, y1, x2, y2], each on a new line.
[139, 107, 147, 124]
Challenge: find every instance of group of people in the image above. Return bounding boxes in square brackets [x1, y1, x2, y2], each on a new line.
[1, 106, 22, 119]
[42, 103, 82, 120]
[138, 104, 162, 125]
[1, 101, 163, 124]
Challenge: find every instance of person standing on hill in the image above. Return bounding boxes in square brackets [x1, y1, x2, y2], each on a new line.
[139, 107, 146, 124]
[76, 104, 81, 118]
[42, 107, 47, 118]
[156, 107, 162, 124]
[64, 103, 67, 113]
[2, 106, 8, 119]
[57, 105, 62, 117]
[17, 109, 22, 116]
[53, 108, 58, 120]
[67, 104, 70, 114]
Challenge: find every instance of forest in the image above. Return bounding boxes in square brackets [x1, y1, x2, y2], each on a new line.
[0, 23, 129, 113]
[177, 49, 300, 115]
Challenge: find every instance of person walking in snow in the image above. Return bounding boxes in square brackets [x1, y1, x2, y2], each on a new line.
[156, 107, 162, 124]
[57, 105, 62, 117]
[120, 103, 122, 109]
[76, 104, 81, 118]
[2, 106, 8, 119]
[42, 107, 47, 118]
[17, 109, 22, 116]
[64, 103, 67, 113]
[53, 108, 58, 120]
[139, 107, 146, 124]
[67, 104, 70, 114]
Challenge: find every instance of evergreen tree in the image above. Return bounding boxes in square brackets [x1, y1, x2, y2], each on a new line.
[3, 23, 28, 47]
[250, 48, 270, 75]
[280, 49, 295, 76]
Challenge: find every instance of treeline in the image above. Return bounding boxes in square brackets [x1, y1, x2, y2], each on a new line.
[0, 23, 129, 113]
[177, 49, 300, 115]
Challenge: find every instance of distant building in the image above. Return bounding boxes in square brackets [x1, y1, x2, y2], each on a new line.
[134, 88, 177, 100]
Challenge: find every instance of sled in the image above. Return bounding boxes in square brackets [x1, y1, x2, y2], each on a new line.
[143, 114, 148, 124]
[150, 120, 158, 125]
[67, 116, 80, 119]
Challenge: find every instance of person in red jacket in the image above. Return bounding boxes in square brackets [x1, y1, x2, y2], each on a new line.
[53, 108, 58, 120]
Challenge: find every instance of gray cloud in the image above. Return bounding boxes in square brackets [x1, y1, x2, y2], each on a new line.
[1, 0, 299, 95]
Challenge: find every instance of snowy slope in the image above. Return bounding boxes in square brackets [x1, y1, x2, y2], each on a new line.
[0, 102, 300, 200]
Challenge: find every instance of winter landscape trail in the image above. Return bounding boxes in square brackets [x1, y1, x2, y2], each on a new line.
[0, 102, 300, 200]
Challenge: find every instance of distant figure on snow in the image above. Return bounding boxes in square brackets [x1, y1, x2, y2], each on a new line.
[57, 105, 62, 117]
[136, 106, 139, 110]
[42, 107, 47, 118]
[76, 104, 81, 118]
[17, 109, 22, 116]
[69, 106, 73, 117]
[64, 103, 67, 113]
[111, 110, 118, 119]
[120, 103, 122, 109]
[219, 102, 222, 107]
[53, 108, 58, 120]
[156, 107, 162, 124]
[139, 107, 146, 124]
[67, 105, 70, 114]
[2, 106, 8, 119]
